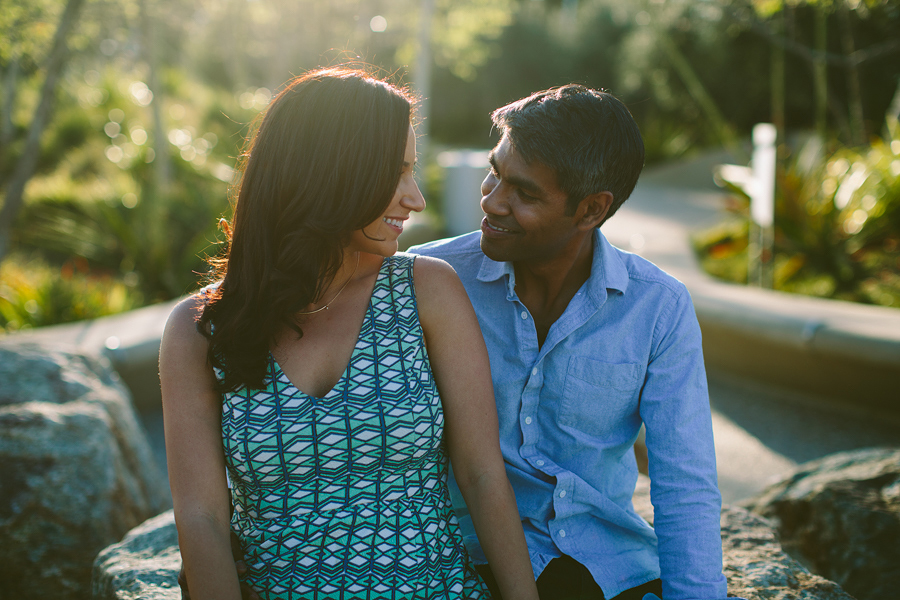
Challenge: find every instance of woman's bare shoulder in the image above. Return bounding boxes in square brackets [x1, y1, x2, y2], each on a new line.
[413, 254, 467, 297]
[412, 255, 474, 325]
[161, 293, 210, 355]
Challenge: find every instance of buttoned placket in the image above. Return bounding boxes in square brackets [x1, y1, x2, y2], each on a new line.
[505, 274, 545, 475]
[506, 263, 609, 553]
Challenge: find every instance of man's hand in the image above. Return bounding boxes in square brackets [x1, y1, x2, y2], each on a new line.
[178, 530, 260, 600]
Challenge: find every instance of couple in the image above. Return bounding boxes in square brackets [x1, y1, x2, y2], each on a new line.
[160, 66, 731, 600]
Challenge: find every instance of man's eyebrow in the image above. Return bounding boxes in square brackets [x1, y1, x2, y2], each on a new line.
[490, 153, 542, 195]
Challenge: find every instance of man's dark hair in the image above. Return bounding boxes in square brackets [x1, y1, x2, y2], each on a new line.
[490, 85, 644, 224]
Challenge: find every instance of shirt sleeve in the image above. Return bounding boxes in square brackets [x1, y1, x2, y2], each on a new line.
[639, 284, 730, 600]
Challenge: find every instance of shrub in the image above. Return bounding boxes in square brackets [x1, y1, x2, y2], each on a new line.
[0, 254, 142, 332]
[693, 121, 900, 307]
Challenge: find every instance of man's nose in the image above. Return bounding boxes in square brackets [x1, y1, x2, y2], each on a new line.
[480, 174, 505, 215]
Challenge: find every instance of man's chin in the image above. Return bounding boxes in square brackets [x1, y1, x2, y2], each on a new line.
[479, 235, 513, 262]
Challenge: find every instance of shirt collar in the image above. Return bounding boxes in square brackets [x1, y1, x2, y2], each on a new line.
[475, 230, 630, 297]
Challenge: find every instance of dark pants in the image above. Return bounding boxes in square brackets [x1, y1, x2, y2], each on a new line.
[476, 555, 663, 600]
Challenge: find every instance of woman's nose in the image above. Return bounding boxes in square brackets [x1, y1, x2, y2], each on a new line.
[401, 181, 426, 213]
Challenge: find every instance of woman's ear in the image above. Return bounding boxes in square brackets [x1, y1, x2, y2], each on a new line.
[575, 191, 614, 230]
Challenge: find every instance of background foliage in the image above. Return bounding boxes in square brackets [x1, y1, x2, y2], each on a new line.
[2, 0, 899, 330]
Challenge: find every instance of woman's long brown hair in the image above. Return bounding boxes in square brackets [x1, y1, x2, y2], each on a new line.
[199, 67, 414, 393]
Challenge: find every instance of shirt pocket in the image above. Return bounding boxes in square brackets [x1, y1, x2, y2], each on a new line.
[559, 357, 643, 437]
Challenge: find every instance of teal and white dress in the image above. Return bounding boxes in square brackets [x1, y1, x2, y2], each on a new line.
[218, 254, 490, 600]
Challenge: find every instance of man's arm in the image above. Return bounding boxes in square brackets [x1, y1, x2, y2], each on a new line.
[639, 285, 730, 600]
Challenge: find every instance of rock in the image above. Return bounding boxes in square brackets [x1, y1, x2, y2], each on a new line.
[92, 510, 181, 600]
[721, 507, 856, 600]
[632, 475, 855, 599]
[0, 341, 171, 600]
[744, 447, 900, 600]
[96, 475, 863, 600]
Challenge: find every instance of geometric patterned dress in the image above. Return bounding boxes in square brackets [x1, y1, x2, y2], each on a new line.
[218, 254, 491, 599]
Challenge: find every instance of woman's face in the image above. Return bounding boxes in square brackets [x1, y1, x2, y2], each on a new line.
[350, 125, 425, 257]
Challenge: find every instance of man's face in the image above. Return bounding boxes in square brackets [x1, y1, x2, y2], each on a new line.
[479, 135, 581, 264]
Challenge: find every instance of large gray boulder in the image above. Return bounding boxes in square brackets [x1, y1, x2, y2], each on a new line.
[633, 475, 854, 600]
[93, 510, 181, 600]
[95, 472, 869, 600]
[721, 507, 855, 600]
[0, 341, 171, 600]
[745, 447, 900, 600]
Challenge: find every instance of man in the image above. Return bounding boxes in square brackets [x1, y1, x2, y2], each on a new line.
[408, 85, 730, 600]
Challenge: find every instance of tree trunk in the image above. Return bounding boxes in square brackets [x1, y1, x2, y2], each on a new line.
[413, 0, 435, 178]
[1, 57, 20, 155]
[813, 3, 828, 142]
[140, 0, 170, 200]
[886, 79, 900, 128]
[771, 8, 785, 145]
[655, 26, 747, 163]
[0, 0, 86, 263]
[838, 1, 866, 146]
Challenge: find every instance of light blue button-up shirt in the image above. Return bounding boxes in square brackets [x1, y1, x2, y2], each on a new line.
[410, 230, 729, 600]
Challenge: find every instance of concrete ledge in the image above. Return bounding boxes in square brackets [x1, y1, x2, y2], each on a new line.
[692, 277, 900, 366]
[4, 259, 898, 416]
[4, 298, 180, 412]
[652, 269, 900, 412]
[605, 173, 900, 416]
[688, 275, 900, 413]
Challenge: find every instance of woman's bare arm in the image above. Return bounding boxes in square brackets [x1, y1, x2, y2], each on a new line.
[160, 296, 241, 600]
[415, 256, 539, 600]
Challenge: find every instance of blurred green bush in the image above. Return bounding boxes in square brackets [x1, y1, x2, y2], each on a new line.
[2, 66, 252, 333]
[0, 253, 141, 331]
[692, 119, 900, 307]
[3, 0, 899, 331]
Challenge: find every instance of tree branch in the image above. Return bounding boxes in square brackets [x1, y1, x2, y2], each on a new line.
[722, 2, 900, 68]
[0, 0, 86, 263]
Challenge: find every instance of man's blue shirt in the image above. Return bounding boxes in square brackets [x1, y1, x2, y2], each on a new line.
[410, 230, 728, 600]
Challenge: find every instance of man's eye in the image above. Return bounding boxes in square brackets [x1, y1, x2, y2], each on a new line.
[518, 189, 538, 201]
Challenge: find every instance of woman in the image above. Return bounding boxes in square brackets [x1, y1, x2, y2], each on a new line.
[159, 67, 538, 600]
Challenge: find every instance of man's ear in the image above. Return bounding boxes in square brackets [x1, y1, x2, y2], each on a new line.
[575, 191, 614, 230]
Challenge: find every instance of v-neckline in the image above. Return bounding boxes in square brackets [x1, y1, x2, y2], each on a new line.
[269, 257, 388, 400]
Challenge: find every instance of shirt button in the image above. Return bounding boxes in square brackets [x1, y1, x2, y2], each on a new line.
[525, 417, 532, 425]
[536, 460, 545, 467]
[559, 529, 566, 537]
[520, 311, 528, 320]
[532, 367, 538, 376]
[559, 490, 566, 498]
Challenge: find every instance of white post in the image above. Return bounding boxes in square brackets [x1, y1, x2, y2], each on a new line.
[713, 123, 778, 288]
[751, 123, 777, 287]
[438, 150, 490, 236]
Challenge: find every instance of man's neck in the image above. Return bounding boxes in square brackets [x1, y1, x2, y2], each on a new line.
[513, 232, 595, 347]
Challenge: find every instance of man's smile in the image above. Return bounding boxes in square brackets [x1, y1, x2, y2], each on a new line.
[482, 217, 518, 235]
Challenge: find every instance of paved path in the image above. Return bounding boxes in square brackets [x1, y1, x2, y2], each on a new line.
[608, 164, 900, 504]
